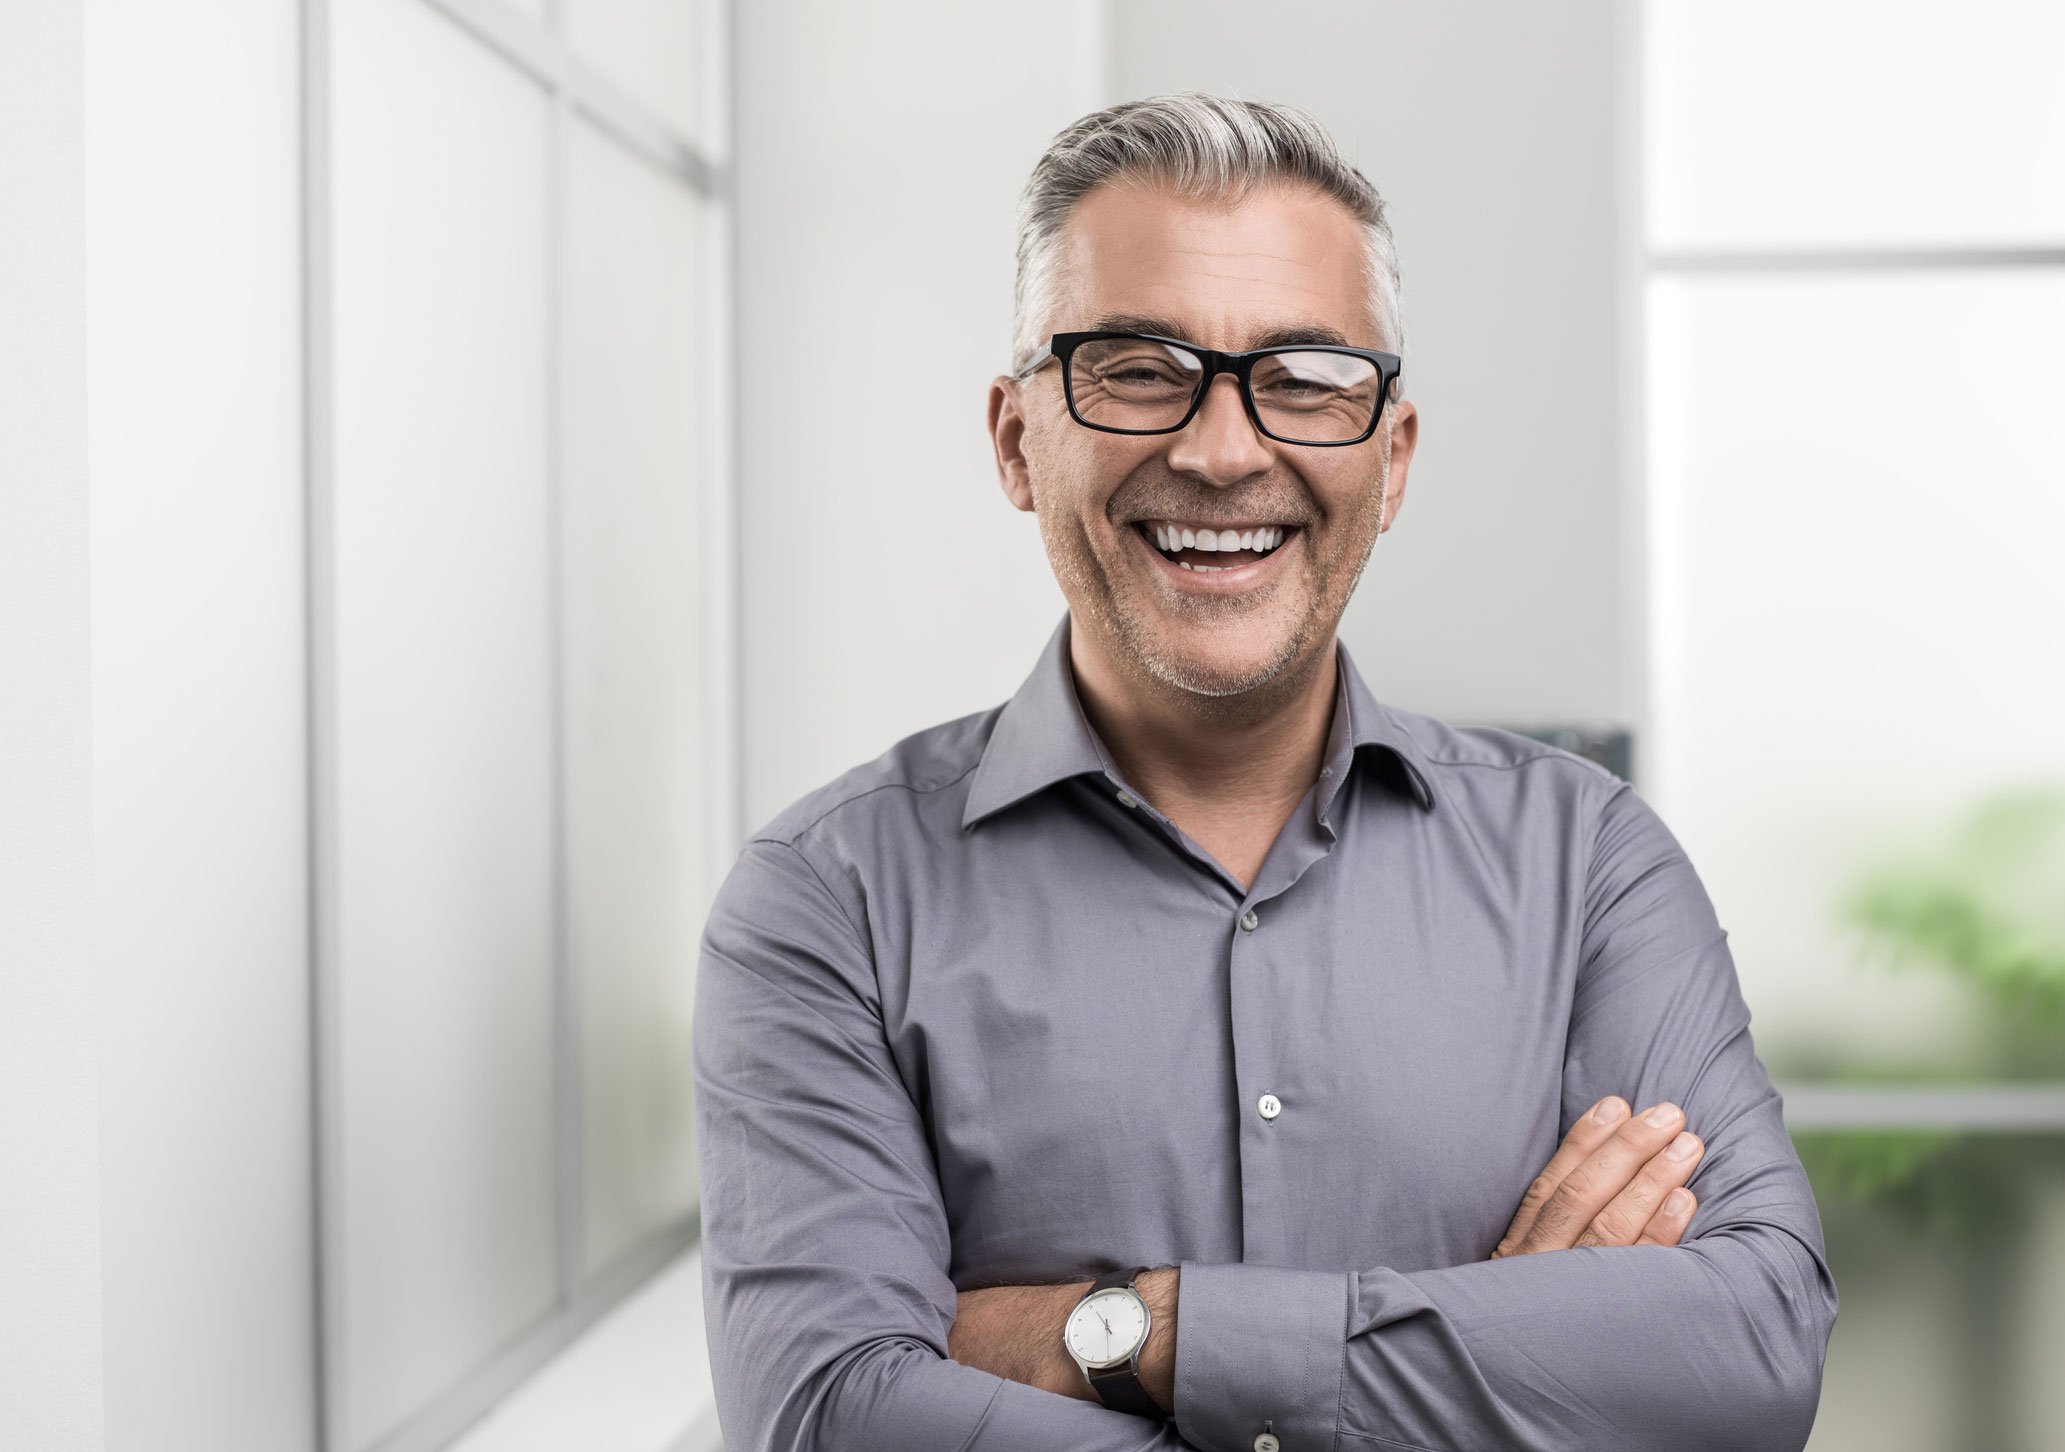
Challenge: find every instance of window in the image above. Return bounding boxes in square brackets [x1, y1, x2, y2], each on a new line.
[1643, 3, 2065, 1444]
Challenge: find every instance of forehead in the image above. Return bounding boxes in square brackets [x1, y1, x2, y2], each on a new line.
[1056, 180, 1375, 350]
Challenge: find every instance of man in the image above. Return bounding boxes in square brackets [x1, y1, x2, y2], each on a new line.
[695, 94, 1835, 1451]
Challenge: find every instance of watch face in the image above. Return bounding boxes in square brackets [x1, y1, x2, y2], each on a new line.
[1065, 1288, 1148, 1370]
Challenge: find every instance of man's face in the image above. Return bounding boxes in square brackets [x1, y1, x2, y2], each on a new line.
[990, 180, 1418, 702]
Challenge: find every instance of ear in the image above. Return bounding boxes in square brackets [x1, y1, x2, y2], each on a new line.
[1378, 397, 1419, 533]
[987, 376, 1037, 514]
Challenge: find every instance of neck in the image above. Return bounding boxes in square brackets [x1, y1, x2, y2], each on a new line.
[1067, 622, 1338, 888]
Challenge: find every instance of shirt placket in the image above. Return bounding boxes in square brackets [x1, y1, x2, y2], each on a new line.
[1228, 764, 1348, 1266]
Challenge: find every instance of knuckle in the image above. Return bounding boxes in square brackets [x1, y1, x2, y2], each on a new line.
[1585, 1210, 1638, 1245]
[1528, 1197, 1579, 1241]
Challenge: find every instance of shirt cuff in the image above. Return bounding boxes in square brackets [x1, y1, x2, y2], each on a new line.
[1173, 1260, 1349, 1452]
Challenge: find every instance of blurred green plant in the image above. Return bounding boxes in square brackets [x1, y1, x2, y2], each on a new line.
[1770, 796, 2065, 1444]
[1799, 790, 2065, 1217]
[1845, 787, 2065, 1024]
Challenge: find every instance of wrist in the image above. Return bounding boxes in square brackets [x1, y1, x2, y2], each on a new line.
[1133, 1267, 1178, 1413]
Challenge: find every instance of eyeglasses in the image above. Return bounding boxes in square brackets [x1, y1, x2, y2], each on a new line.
[1015, 331, 1403, 447]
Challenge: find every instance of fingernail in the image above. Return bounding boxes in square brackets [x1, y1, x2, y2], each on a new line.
[1665, 1132, 1700, 1161]
[1664, 1188, 1693, 1216]
[1591, 1097, 1629, 1126]
[1642, 1102, 1682, 1129]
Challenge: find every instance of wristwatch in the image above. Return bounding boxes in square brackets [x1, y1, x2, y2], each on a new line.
[1062, 1266, 1161, 1417]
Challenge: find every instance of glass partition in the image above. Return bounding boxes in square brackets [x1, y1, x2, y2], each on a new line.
[314, 0, 724, 1447]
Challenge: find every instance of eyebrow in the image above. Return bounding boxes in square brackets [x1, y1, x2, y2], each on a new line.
[1085, 313, 1358, 351]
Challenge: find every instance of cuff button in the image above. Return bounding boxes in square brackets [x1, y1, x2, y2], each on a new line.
[1254, 1434, 1281, 1452]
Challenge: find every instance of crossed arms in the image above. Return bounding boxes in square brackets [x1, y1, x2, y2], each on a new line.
[693, 800, 1838, 1451]
[947, 1091, 1717, 1413]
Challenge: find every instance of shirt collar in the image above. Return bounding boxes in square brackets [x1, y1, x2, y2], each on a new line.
[961, 618, 1112, 828]
[1327, 643, 1437, 814]
[961, 616, 1436, 830]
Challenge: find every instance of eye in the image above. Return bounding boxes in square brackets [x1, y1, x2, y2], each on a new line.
[1095, 356, 1190, 387]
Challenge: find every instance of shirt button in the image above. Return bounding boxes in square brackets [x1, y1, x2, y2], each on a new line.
[1258, 1093, 1282, 1121]
[1116, 791, 1138, 809]
[1254, 1433, 1282, 1452]
[1240, 909, 1260, 932]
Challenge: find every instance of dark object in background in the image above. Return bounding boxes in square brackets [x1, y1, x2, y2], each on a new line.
[1504, 726, 1634, 784]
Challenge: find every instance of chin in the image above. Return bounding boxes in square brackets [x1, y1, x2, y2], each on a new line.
[1130, 622, 1310, 701]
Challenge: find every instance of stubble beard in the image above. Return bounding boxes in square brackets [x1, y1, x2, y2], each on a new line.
[1037, 441, 1393, 714]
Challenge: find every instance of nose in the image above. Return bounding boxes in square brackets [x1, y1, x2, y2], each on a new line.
[1163, 375, 1274, 487]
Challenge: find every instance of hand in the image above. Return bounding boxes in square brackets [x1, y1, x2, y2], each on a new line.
[949, 1269, 1179, 1412]
[1493, 1096, 1703, 1258]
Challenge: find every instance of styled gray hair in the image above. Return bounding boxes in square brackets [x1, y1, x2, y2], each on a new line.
[1012, 92, 1404, 375]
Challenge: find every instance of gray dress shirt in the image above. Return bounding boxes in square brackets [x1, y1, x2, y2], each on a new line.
[694, 620, 1837, 1452]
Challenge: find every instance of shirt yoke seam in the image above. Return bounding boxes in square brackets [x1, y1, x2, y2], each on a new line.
[1410, 749, 1614, 779]
[751, 758, 985, 848]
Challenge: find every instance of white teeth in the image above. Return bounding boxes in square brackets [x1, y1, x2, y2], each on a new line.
[1151, 522, 1289, 560]
[1180, 561, 1193, 570]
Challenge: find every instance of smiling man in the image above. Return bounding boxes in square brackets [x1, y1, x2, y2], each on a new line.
[695, 95, 1836, 1452]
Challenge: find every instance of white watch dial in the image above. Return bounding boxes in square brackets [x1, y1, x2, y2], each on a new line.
[1066, 1288, 1148, 1369]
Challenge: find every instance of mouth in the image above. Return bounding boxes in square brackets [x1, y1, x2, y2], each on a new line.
[1132, 519, 1300, 580]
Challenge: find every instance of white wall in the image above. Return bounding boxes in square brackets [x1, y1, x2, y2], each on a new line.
[1113, 0, 1628, 728]
[0, 2, 105, 1446]
[84, 5, 319, 1449]
[735, 0, 1630, 830]
[733, 0, 1089, 829]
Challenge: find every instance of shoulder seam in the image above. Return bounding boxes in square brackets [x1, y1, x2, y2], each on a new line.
[741, 838, 874, 960]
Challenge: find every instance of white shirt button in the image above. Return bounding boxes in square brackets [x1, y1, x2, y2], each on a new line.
[1240, 909, 1260, 931]
[1257, 1093, 1282, 1121]
[1254, 1433, 1281, 1452]
[1116, 791, 1138, 809]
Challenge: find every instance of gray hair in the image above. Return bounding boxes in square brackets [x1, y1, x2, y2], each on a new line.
[1012, 92, 1404, 375]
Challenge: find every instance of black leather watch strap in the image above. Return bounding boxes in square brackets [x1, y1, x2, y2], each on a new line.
[1079, 1267, 1162, 1419]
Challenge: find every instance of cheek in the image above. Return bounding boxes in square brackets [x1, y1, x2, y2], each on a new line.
[1312, 466, 1388, 550]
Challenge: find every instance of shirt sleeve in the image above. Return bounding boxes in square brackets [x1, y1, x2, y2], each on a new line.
[1171, 783, 1839, 1452]
[694, 838, 1196, 1452]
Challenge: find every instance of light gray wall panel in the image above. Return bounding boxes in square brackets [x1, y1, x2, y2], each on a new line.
[0, 2, 102, 1443]
[562, 114, 708, 1278]
[329, 0, 560, 1442]
[86, 0, 318, 1446]
[733, 0, 1086, 830]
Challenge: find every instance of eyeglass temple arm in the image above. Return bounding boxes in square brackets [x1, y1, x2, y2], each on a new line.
[1011, 343, 1054, 380]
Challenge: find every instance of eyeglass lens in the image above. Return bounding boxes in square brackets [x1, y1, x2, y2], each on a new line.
[1066, 337, 1382, 443]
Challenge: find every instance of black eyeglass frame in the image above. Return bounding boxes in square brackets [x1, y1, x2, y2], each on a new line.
[1016, 330, 1405, 447]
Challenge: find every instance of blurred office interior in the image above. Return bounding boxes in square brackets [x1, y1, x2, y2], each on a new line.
[4, 1, 2063, 1448]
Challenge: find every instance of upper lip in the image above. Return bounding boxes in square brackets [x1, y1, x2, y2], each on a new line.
[1130, 517, 1299, 531]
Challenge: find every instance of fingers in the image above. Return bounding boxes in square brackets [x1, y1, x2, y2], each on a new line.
[1573, 1131, 1705, 1247]
[1634, 1186, 1699, 1247]
[1493, 1096, 1630, 1258]
[1510, 1101, 1693, 1256]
